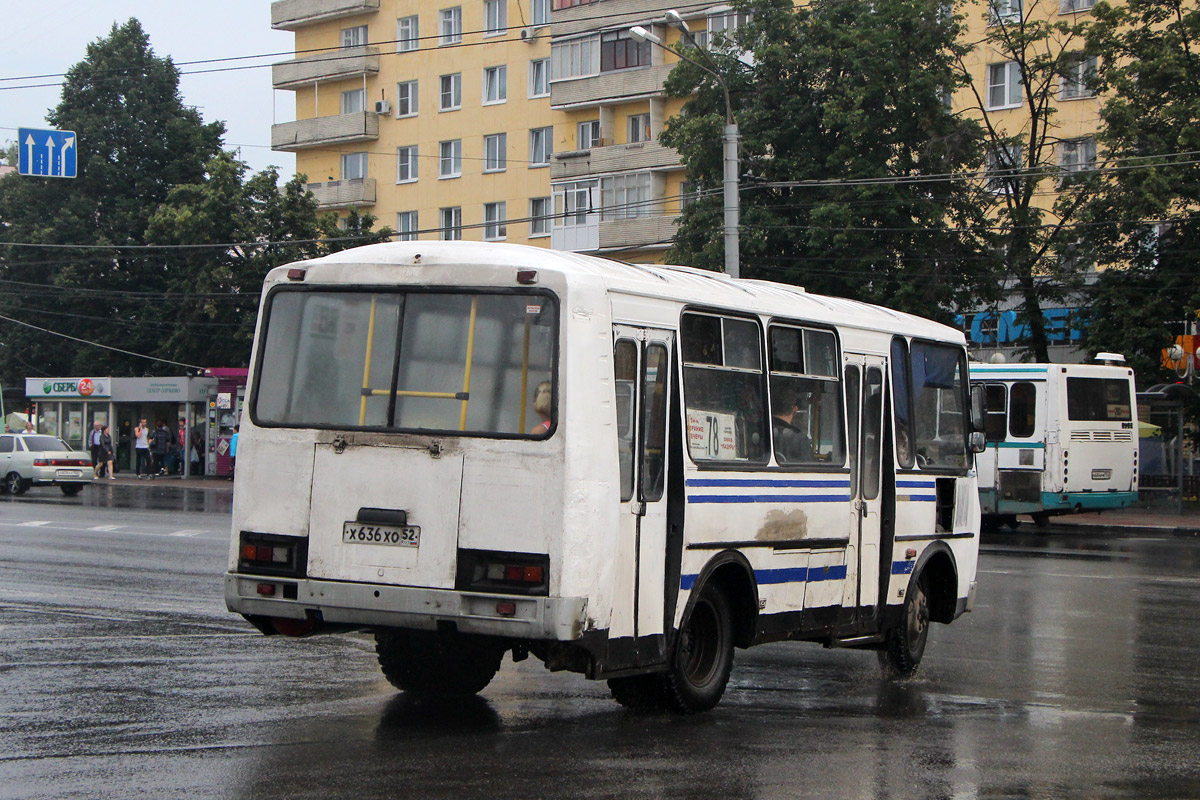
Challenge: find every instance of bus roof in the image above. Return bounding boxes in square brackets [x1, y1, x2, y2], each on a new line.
[273, 241, 965, 344]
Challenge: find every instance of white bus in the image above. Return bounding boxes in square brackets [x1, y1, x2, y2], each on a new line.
[226, 242, 983, 712]
[970, 359, 1138, 528]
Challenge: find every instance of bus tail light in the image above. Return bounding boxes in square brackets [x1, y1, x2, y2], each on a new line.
[457, 549, 549, 596]
[238, 532, 308, 578]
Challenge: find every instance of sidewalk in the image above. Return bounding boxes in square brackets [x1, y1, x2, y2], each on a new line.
[1016, 507, 1200, 537]
[99, 473, 233, 492]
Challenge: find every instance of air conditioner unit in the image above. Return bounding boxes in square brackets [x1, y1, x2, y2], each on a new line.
[374, 100, 392, 114]
[520, 27, 537, 43]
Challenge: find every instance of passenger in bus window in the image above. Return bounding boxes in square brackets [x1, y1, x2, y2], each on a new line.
[771, 390, 813, 464]
[529, 381, 552, 435]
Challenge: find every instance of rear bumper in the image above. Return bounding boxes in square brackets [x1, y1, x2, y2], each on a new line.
[225, 572, 588, 641]
[29, 467, 92, 486]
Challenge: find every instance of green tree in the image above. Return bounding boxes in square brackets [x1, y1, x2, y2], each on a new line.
[952, 0, 1102, 361]
[661, 0, 992, 321]
[1081, 0, 1200, 385]
[0, 19, 224, 381]
[145, 153, 393, 368]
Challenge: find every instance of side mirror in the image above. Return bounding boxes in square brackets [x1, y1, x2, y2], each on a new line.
[970, 383, 986, 433]
[969, 431, 987, 454]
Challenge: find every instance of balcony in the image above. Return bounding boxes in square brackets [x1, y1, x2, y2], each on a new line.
[552, 213, 677, 253]
[306, 178, 376, 209]
[552, 140, 680, 180]
[272, 112, 379, 151]
[550, 65, 674, 109]
[273, 46, 380, 90]
[271, 0, 379, 30]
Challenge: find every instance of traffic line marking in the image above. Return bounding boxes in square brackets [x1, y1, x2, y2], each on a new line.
[89, 525, 123, 531]
[168, 529, 207, 537]
[18, 521, 51, 527]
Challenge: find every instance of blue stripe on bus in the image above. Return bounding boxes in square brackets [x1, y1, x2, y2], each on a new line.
[687, 494, 852, 504]
[686, 478, 851, 488]
[892, 561, 916, 575]
[681, 564, 848, 591]
[970, 366, 1049, 373]
[896, 480, 935, 488]
[898, 494, 937, 502]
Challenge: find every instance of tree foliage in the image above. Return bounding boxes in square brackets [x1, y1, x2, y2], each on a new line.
[1082, 0, 1200, 385]
[661, 0, 992, 322]
[0, 19, 391, 384]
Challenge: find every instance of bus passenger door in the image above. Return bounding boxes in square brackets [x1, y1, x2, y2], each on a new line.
[611, 327, 675, 669]
[843, 357, 885, 630]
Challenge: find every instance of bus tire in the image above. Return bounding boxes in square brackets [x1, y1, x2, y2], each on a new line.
[607, 674, 670, 711]
[664, 583, 735, 713]
[879, 572, 930, 678]
[375, 629, 503, 697]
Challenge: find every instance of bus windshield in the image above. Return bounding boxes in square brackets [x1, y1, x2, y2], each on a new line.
[253, 289, 557, 436]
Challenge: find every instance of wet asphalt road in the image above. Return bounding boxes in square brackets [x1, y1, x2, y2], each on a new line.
[2, 487, 1199, 800]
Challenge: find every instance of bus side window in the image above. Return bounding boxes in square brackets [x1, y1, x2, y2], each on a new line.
[768, 325, 844, 466]
[681, 312, 767, 463]
[640, 344, 669, 502]
[614, 340, 638, 502]
[984, 383, 1008, 442]
[1009, 382, 1036, 438]
[890, 338, 914, 469]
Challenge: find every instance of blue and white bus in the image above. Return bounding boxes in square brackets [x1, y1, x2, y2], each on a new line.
[226, 242, 984, 712]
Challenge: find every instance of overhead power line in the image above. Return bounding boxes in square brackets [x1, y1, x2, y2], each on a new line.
[0, 313, 205, 370]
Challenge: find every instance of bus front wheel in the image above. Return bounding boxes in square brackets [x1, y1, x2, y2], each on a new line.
[664, 583, 735, 713]
[879, 573, 929, 678]
[375, 629, 504, 697]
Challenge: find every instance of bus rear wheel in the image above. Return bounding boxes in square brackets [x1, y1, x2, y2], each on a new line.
[879, 573, 929, 678]
[664, 583, 734, 713]
[375, 629, 504, 697]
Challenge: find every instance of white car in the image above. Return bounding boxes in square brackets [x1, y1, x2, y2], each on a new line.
[0, 433, 94, 496]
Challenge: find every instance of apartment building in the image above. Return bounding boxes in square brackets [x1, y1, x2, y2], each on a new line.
[270, 0, 558, 244]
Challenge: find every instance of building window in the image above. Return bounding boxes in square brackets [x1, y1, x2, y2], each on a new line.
[439, 139, 462, 178]
[439, 7, 462, 45]
[341, 152, 368, 180]
[484, 201, 507, 240]
[708, 9, 751, 40]
[439, 73, 462, 111]
[601, 172, 652, 220]
[532, 0, 550, 26]
[484, 0, 507, 35]
[986, 144, 1022, 195]
[1059, 137, 1097, 178]
[341, 25, 367, 48]
[986, 61, 1022, 109]
[1060, 53, 1098, 99]
[551, 35, 599, 80]
[988, 0, 1022, 25]
[555, 180, 595, 226]
[1060, 0, 1095, 12]
[529, 58, 550, 98]
[601, 30, 651, 72]
[439, 207, 463, 240]
[397, 16, 419, 52]
[530, 126, 553, 166]
[483, 65, 507, 104]
[396, 80, 418, 117]
[577, 119, 601, 149]
[484, 133, 507, 172]
[341, 88, 366, 114]
[397, 145, 419, 183]
[530, 196, 552, 236]
[627, 113, 651, 143]
[397, 211, 419, 241]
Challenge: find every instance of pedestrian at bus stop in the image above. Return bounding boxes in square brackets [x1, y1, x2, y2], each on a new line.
[134, 419, 151, 477]
[229, 425, 239, 480]
[89, 421, 103, 472]
[150, 419, 172, 476]
[98, 425, 116, 480]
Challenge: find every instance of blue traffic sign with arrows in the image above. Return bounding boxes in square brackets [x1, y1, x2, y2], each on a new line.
[18, 127, 78, 179]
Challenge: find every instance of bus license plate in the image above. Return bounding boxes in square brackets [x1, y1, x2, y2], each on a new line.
[342, 522, 421, 547]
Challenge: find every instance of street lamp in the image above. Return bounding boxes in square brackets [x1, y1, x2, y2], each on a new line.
[630, 19, 741, 280]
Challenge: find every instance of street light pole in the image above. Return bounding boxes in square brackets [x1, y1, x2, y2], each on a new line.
[630, 21, 740, 280]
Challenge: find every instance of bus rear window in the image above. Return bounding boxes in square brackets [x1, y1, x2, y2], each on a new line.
[1066, 377, 1131, 422]
[253, 289, 557, 436]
